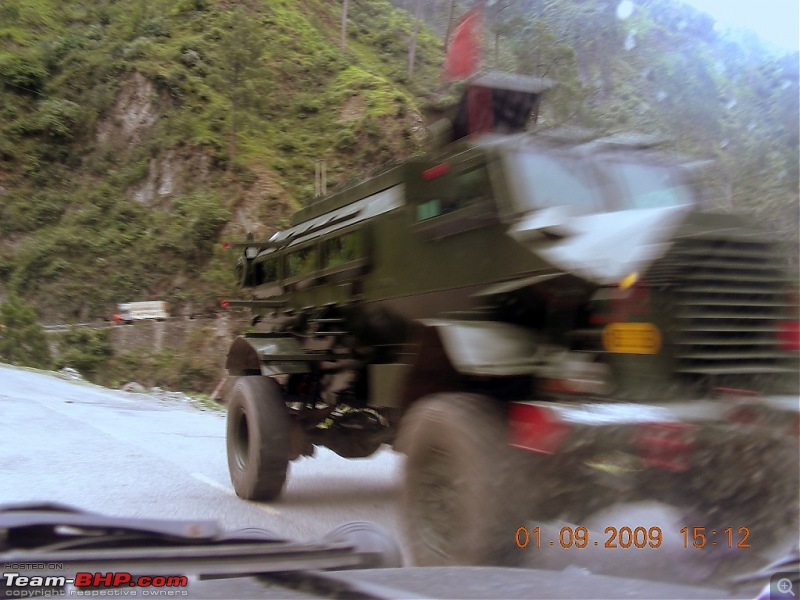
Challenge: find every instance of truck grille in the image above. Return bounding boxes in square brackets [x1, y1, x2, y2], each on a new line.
[657, 233, 792, 375]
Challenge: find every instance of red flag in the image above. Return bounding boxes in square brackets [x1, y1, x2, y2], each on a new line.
[444, 7, 481, 81]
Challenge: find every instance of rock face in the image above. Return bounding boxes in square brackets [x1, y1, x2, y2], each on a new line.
[96, 72, 159, 148]
[131, 149, 212, 205]
[228, 165, 294, 240]
[94, 72, 213, 206]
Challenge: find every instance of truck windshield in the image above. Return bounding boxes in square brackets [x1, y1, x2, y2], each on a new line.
[507, 150, 696, 213]
[604, 161, 694, 209]
[509, 152, 603, 212]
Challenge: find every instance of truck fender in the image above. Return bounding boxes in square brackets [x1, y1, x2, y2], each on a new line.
[226, 335, 312, 376]
[399, 319, 545, 407]
[417, 319, 546, 377]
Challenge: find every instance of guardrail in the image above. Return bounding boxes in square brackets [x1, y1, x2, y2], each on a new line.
[43, 319, 177, 332]
[41, 314, 237, 332]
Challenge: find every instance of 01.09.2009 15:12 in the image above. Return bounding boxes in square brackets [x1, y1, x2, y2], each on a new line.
[514, 526, 751, 550]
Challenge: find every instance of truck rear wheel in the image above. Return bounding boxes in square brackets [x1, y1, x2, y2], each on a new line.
[398, 393, 524, 566]
[226, 377, 290, 501]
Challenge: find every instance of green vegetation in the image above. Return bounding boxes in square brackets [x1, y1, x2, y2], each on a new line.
[0, 0, 442, 325]
[96, 325, 231, 393]
[57, 326, 112, 376]
[0, 295, 52, 368]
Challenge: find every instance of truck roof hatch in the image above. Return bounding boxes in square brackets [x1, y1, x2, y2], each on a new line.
[452, 71, 554, 141]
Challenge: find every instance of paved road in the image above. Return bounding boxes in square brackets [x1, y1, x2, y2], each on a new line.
[0, 364, 404, 547]
[0, 364, 784, 597]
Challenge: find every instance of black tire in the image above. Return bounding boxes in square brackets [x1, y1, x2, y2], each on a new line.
[226, 377, 290, 501]
[398, 393, 524, 566]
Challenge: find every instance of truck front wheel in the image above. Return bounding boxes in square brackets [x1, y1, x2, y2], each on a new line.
[226, 376, 290, 501]
[398, 393, 524, 566]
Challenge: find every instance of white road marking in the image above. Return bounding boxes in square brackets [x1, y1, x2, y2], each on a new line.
[23, 382, 282, 519]
[191, 472, 281, 515]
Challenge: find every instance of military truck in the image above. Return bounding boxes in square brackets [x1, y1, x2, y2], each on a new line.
[222, 72, 799, 567]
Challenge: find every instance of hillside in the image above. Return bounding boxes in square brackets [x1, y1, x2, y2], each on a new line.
[0, 0, 797, 392]
[0, 0, 443, 322]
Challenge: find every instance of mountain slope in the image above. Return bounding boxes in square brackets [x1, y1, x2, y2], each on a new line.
[0, 0, 443, 321]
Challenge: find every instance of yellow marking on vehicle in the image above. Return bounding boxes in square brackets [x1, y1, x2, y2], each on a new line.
[602, 322, 662, 354]
[619, 271, 639, 290]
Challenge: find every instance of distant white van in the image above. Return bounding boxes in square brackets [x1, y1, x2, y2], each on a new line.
[114, 301, 169, 324]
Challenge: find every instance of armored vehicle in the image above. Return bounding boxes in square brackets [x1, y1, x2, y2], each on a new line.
[223, 73, 799, 567]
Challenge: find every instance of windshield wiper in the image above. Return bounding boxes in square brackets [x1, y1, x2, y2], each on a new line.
[1, 503, 409, 599]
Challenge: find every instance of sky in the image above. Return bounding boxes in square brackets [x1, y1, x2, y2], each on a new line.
[678, 0, 799, 51]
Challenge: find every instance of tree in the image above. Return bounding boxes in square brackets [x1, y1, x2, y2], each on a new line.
[341, 0, 349, 52]
[509, 20, 584, 124]
[0, 295, 52, 369]
[408, 0, 422, 77]
[215, 7, 268, 166]
[443, 0, 457, 51]
[487, 0, 513, 66]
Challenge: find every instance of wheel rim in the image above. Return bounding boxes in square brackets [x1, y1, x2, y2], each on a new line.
[233, 406, 250, 470]
[413, 447, 463, 561]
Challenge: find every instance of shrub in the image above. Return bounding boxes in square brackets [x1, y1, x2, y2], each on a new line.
[335, 128, 357, 152]
[0, 191, 66, 234]
[0, 295, 52, 369]
[58, 326, 113, 376]
[0, 51, 48, 94]
[24, 99, 85, 139]
[167, 192, 231, 258]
